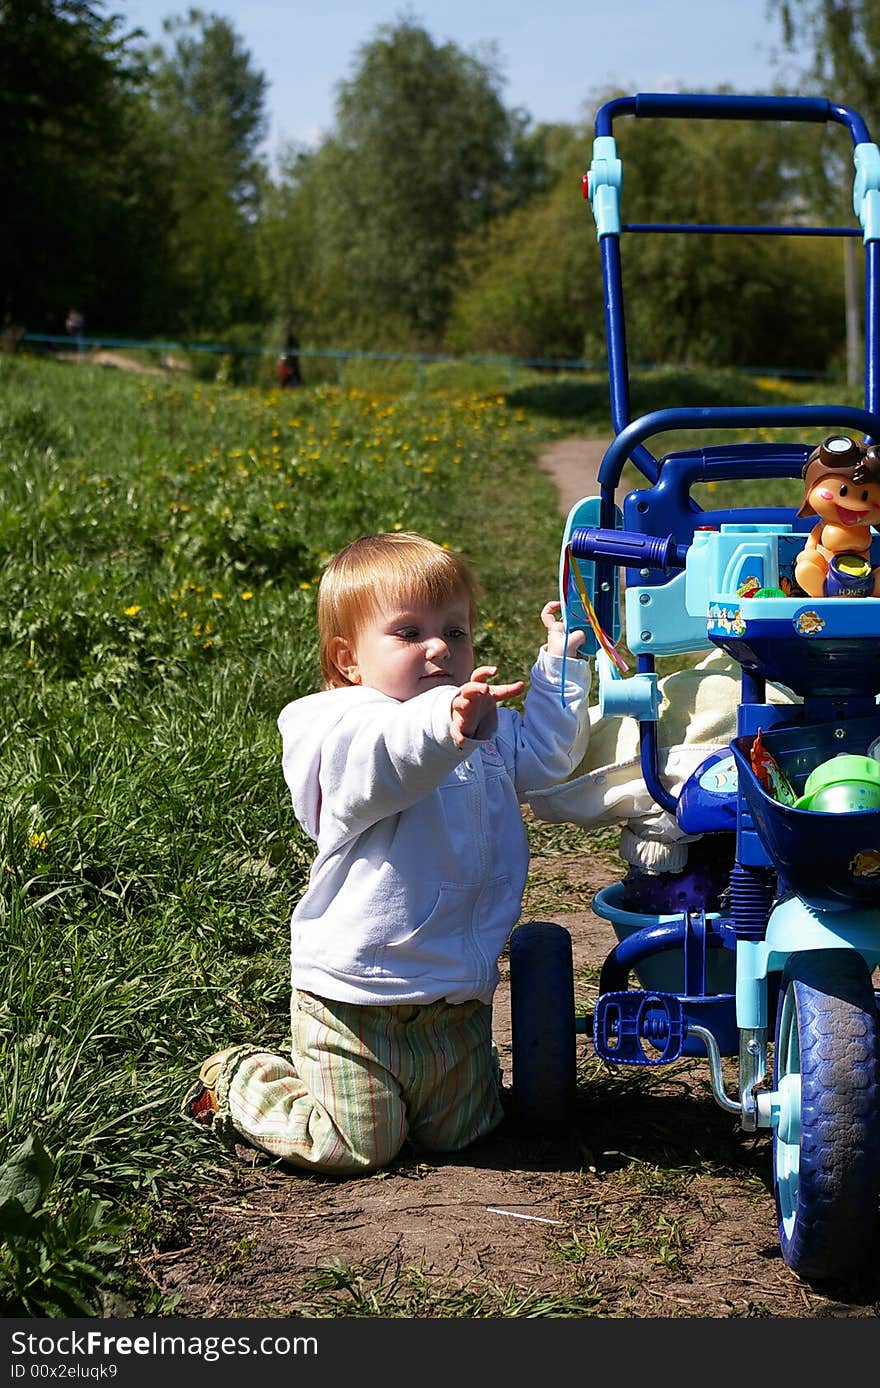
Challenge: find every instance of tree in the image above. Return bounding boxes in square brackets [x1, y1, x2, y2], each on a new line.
[619, 112, 845, 371]
[141, 8, 269, 334]
[307, 18, 528, 346]
[0, 0, 159, 331]
[255, 143, 330, 346]
[447, 125, 597, 361]
[772, 0, 880, 141]
[449, 105, 846, 373]
[769, 1, 880, 379]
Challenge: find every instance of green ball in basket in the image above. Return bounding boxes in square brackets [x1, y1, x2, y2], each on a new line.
[794, 753, 880, 813]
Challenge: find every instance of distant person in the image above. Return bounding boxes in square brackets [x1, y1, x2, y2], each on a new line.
[181, 531, 589, 1173]
[65, 308, 85, 358]
[277, 331, 302, 389]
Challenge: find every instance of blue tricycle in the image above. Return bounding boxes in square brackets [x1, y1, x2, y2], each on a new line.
[509, 92, 880, 1284]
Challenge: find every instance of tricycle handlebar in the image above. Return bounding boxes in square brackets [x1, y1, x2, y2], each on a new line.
[569, 526, 688, 573]
[600, 404, 880, 489]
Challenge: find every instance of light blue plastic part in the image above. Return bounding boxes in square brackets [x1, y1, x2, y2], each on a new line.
[623, 522, 795, 656]
[596, 648, 660, 720]
[559, 495, 621, 657]
[735, 899, 880, 1029]
[686, 523, 791, 606]
[588, 136, 622, 239]
[624, 572, 710, 655]
[853, 142, 880, 243]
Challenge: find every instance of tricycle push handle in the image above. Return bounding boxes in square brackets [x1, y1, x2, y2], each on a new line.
[595, 93, 870, 145]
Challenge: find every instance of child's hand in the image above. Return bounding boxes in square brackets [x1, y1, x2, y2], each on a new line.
[541, 600, 585, 658]
[451, 666, 525, 745]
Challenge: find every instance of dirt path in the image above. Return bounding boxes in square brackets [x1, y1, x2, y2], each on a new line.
[154, 846, 879, 1319]
[537, 436, 609, 514]
[55, 348, 189, 377]
[149, 440, 880, 1320]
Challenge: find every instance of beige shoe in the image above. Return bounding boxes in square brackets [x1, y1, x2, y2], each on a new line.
[180, 1046, 243, 1126]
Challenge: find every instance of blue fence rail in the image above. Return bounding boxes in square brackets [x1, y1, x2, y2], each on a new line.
[10, 331, 835, 386]
[14, 332, 594, 387]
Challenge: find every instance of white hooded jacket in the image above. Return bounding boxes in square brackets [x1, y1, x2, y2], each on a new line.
[277, 646, 589, 1006]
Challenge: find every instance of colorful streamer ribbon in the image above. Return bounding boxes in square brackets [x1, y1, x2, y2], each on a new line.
[562, 545, 629, 673]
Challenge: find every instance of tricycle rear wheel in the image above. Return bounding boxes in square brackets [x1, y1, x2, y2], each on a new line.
[508, 921, 576, 1128]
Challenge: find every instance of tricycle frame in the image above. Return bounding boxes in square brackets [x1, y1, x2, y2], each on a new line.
[511, 91, 880, 1284]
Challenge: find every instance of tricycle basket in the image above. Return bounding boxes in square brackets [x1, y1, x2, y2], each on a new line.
[733, 714, 880, 909]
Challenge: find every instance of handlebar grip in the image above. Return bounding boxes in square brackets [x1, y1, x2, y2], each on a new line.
[569, 526, 689, 572]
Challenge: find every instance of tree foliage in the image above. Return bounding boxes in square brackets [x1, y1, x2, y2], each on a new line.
[768, 0, 880, 230]
[615, 113, 846, 370]
[447, 125, 597, 360]
[2, 4, 876, 374]
[448, 110, 847, 372]
[299, 19, 531, 345]
[773, 0, 880, 141]
[0, 0, 163, 331]
[140, 8, 268, 334]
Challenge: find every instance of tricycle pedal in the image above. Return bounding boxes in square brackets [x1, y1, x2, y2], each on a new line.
[593, 990, 686, 1064]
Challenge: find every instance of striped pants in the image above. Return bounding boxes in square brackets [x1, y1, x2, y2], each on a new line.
[212, 990, 504, 1174]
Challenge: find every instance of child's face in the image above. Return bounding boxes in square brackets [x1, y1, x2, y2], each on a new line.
[331, 592, 475, 701]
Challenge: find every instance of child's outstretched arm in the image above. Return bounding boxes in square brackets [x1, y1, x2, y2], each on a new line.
[451, 665, 525, 745]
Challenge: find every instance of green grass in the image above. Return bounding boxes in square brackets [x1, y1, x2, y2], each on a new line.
[0, 350, 860, 1314]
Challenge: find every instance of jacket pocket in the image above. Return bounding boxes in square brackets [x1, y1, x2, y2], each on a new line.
[378, 876, 514, 980]
[377, 882, 477, 980]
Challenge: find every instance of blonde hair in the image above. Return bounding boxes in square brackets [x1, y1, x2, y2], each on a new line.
[317, 532, 480, 688]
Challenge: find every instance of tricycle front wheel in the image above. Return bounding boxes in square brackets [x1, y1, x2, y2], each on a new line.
[773, 949, 880, 1283]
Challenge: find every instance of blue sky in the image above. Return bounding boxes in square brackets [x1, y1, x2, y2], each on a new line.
[116, 0, 808, 160]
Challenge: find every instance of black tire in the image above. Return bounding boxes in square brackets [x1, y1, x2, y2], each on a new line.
[509, 921, 576, 1129]
[773, 949, 880, 1282]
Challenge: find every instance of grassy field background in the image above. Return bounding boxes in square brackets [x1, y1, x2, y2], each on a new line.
[0, 352, 860, 1313]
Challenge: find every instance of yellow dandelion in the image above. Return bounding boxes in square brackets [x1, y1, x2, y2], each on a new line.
[299, 581, 311, 590]
[241, 591, 254, 601]
[124, 605, 142, 617]
[29, 832, 48, 850]
[212, 591, 224, 601]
